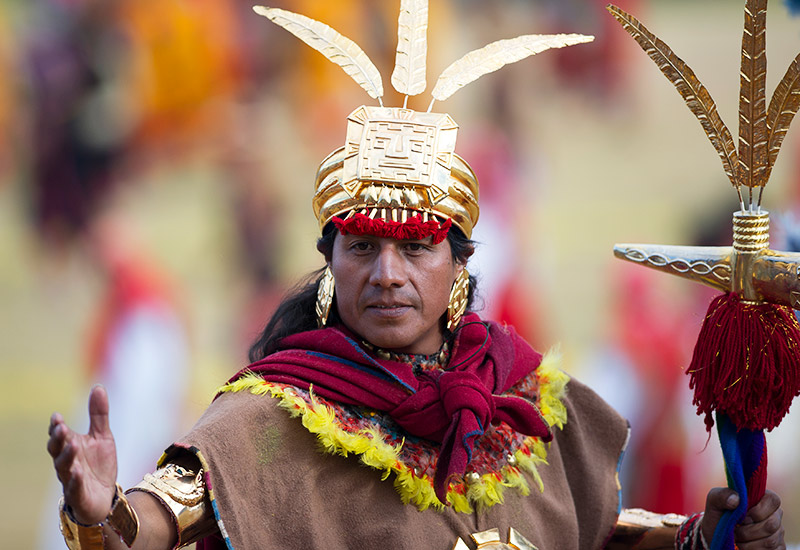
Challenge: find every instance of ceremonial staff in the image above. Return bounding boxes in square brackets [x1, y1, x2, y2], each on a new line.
[608, 2, 800, 548]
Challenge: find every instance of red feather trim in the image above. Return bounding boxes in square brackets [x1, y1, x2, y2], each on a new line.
[688, 292, 800, 432]
[332, 213, 452, 244]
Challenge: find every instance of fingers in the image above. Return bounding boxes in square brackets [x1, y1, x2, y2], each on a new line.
[735, 491, 785, 549]
[745, 490, 782, 523]
[706, 487, 740, 512]
[47, 420, 69, 458]
[48, 412, 63, 436]
[50, 423, 84, 492]
[735, 524, 785, 550]
[48, 390, 119, 524]
[48, 411, 75, 489]
[701, 487, 740, 542]
[88, 385, 110, 438]
[48, 388, 106, 488]
[52, 438, 79, 484]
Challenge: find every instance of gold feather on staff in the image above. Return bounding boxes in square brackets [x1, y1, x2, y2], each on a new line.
[430, 33, 593, 103]
[606, 4, 740, 190]
[738, 0, 769, 193]
[392, 0, 429, 97]
[253, 6, 384, 100]
[765, 53, 800, 183]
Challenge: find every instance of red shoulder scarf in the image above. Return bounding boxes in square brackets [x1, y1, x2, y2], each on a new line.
[230, 313, 552, 502]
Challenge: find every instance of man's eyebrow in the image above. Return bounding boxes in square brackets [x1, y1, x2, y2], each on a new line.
[401, 237, 434, 244]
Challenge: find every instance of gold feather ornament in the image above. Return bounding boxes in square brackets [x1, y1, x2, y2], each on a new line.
[607, 0, 800, 209]
[392, 0, 429, 98]
[766, 53, 800, 183]
[429, 33, 594, 108]
[737, 0, 769, 193]
[253, 6, 384, 102]
[254, 4, 593, 109]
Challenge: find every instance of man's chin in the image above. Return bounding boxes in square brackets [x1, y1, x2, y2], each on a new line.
[361, 327, 444, 356]
[362, 331, 411, 351]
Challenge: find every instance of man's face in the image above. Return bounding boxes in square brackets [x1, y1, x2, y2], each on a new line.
[330, 233, 462, 355]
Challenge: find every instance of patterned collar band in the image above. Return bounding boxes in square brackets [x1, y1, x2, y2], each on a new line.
[360, 339, 450, 372]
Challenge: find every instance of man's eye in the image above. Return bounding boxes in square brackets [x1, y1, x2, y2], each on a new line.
[405, 243, 425, 252]
[351, 242, 372, 251]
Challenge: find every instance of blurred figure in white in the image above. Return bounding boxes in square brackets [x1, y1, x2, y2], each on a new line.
[39, 208, 191, 549]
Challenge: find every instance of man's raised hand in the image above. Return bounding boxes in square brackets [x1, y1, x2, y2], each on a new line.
[47, 385, 119, 524]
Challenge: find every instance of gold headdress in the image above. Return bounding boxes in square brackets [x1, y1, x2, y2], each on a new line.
[254, 2, 593, 240]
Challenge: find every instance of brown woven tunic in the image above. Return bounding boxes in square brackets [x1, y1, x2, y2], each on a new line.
[167, 376, 628, 550]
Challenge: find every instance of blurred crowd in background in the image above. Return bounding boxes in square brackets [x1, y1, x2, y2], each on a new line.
[1, 0, 800, 547]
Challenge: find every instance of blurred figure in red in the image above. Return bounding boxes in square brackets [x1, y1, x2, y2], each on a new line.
[583, 266, 704, 515]
[83, 211, 190, 486]
[542, 0, 644, 105]
[614, 268, 695, 514]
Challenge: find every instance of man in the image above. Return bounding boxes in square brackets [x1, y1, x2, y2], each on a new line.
[48, 4, 786, 549]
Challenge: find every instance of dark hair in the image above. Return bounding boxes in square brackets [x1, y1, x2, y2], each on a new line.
[247, 224, 478, 362]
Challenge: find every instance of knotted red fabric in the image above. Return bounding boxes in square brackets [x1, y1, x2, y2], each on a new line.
[228, 313, 552, 502]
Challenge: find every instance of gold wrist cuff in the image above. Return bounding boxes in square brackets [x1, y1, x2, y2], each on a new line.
[108, 484, 140, 546]
[131, 463, 214, 546]
[59, 498, 104, 550]
[58, 485, 140, 550]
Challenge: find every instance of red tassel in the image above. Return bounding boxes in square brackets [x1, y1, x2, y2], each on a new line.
[688, 292, 800, 432]
[332, 212, 452, 244]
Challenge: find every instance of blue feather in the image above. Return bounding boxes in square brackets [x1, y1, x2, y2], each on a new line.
[786, 0, 800, 16]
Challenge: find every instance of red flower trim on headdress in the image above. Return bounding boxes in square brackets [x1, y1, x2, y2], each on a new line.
[332, 213, 452, 244]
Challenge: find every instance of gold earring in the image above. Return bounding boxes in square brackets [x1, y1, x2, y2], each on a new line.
[447, 268, 470, 331]
[316, 266, 335, 327]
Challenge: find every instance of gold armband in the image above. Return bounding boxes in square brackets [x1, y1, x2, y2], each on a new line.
[59, 484, 140, 549]
[130, 462, 215, 546]
[606, 509, 687, 550]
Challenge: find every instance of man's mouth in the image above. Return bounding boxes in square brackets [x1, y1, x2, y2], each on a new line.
[367, 304, 412, 316]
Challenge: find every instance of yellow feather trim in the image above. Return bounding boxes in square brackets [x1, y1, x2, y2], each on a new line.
[465, 473, 506, 512]
[514, 447, 546, 492]
[395, 469, 443, 511]
[537, 347, 569, 429]
[503, 468, 531, 496]
[215, 347, 570, 513]
[447, 490, 473, 514]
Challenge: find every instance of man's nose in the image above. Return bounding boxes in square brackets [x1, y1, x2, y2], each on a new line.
[369, 247, 407, 288]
